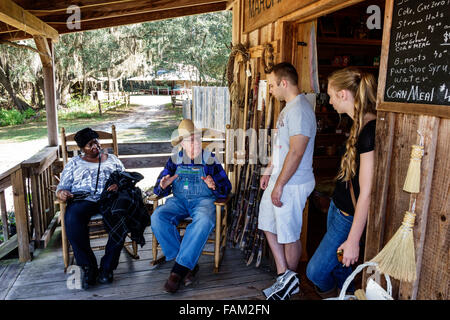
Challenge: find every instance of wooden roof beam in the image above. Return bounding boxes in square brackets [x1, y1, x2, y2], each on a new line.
[51, 2, 227, 35]
[279, 0, 366, 24]
[0, 0, 59, 42]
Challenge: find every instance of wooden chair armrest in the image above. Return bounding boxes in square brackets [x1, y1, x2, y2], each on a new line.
[147, 194, 165, 202]
[214, 193, 234, 206]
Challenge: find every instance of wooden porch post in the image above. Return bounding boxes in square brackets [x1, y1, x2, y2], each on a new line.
[34, 36, 58, 146]
[11, 168, 31, 262]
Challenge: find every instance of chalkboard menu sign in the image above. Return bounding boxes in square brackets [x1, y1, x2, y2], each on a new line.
[383, 0, 450, 108]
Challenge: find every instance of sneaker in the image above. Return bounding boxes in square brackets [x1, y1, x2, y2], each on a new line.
[262, 270, 300, 300]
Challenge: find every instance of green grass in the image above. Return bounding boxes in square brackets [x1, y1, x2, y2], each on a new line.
[0, 103, 183, 144]
[0, 104, 135, 143]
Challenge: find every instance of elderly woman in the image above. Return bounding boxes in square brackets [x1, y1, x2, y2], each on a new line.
[56, 127, 125, 289]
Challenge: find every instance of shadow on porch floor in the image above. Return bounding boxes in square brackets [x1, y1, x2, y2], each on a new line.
[0, 226, 322, 300]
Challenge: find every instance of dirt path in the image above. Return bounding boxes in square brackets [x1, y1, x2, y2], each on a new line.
[0, 96, 181, 174]
[0, 96, 181, 212]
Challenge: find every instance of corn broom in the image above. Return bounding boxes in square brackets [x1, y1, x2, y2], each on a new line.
[371, 198, 417, 283]
[403, 131, 424, 193]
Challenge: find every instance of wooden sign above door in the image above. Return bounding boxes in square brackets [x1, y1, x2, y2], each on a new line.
[243, 0, 316, 33]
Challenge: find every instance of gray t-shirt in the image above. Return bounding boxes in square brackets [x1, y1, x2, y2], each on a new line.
[270, 94, 316, 185]
[56, 153, 125, 202]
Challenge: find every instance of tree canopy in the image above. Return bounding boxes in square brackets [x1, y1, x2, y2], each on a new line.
[0, 11, 232, 111]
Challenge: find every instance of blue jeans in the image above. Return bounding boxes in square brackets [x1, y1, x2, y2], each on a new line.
[306, 200, 355, 293]
[65, 200, 125, 271]
[151, 196, 216, 270]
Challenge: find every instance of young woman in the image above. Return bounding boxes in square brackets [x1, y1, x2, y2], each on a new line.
[306, 67, 377, 297]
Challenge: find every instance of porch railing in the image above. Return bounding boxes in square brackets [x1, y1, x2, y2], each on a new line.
[0, 147, 59, 262]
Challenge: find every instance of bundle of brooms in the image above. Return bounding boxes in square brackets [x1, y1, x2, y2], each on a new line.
[371, 131, 424, 283]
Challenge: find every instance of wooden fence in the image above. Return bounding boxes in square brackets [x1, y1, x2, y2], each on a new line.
[192, 86, 230, 132]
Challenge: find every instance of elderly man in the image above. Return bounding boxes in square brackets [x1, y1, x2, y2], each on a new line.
[151, 119, 232, 293]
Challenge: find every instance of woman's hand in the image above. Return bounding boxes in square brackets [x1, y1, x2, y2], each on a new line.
[57, 190, 73, 202]
[107, 184, 118, 192]
[160, 174, 179, 190]
[201, 175, 216, 190]
[337, 239, 360, 267]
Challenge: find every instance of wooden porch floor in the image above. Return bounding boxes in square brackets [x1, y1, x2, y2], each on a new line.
[0, 226, 320, 300]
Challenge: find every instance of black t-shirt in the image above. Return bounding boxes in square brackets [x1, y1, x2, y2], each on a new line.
[332, 120, 376, 216]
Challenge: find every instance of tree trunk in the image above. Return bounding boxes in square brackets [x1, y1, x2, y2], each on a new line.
[107, 69, 111, 102]
[36, 77, 45, 109]
[0, 65, 32, 112]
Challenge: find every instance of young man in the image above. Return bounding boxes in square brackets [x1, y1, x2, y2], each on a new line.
[151, 119, 232, 293]
[258, 62, 316, 300]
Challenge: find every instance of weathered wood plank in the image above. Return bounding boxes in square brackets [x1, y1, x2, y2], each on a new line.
[11, 168, 31, 262]
[30, 170, 42, 241]
[0, 190, 8, 241]
[0, 175, 11, 193]
[242, 0, 316, 33]
[7, 249, 272, 300]
[283, 0, 366, 24]
[414, 118, 449, 300]
[0, 163, 20, 185]
[0, 262, 24, 300]
[119, 155, 171, 169]
[363, 112, 395, 264]
[399, 116, 441, 300]
[0, 0, 59, 41]
[39, 211, 59, 248]
[118, 142, 173, 155]
[54, 2, 227, 35]
[0, 234, 17, 260]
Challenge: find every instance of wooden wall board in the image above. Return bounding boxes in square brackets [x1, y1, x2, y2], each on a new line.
[398, 115, 440, 299]
[242, 0, 316, 33]
[413, 118, 449, 300]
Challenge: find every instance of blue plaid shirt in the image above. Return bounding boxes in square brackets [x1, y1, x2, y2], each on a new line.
[153, 150, 231, 199]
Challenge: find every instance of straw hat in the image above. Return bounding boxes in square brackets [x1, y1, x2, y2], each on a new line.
[171, 119, 203, 147]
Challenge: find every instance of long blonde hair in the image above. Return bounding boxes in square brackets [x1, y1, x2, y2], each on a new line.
[328, 67, 377, 181]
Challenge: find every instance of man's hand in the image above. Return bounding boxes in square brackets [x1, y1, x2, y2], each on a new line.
[160, 174, 179, 190]
[107, 184, 118, 192]
[260, 175, 270, 190]
[271, 184, 283, 207]
[201, 175, 216, 190]
[57, 190, 73, 202]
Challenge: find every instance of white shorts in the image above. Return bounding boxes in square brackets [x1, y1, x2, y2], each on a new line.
[258, 178, 315, 244]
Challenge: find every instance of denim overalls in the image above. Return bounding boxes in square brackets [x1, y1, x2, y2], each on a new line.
[150, 152, 217, 270]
